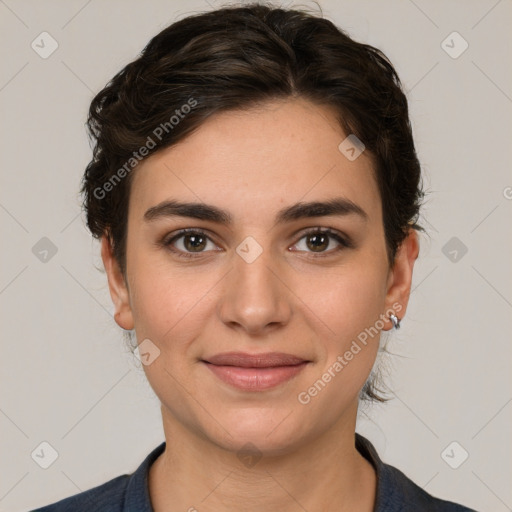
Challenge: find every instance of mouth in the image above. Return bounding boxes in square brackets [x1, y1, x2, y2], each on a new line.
[201, 352, 310, 391]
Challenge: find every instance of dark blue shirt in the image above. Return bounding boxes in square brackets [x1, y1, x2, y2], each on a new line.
[32, 434, 477, 511]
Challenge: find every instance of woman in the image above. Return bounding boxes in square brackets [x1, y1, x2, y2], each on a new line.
[33, 3, 477, 511]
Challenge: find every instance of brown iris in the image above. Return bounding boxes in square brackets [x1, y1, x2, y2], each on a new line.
[306, 233, 329, 252]
[183, 233, 207, 252]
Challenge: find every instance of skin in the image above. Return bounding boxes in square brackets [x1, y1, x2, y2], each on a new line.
[101, 97, 419, 511]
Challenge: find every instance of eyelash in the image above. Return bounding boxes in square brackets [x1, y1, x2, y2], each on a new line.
[161, 227, 353, 260]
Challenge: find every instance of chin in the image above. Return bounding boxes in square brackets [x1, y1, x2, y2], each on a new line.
[203, 406, 312, 456]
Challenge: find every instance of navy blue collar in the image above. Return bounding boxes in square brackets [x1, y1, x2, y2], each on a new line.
[122, 440, 163, 511]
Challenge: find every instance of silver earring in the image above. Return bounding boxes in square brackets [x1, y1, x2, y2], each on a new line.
[389, 313, 401, 330]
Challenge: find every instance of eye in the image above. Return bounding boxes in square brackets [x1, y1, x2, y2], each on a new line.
[290, 228, 351, 256]
[163, 229, 219, 259]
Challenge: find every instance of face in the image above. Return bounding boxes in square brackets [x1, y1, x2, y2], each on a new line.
[102, 97, 418, 455]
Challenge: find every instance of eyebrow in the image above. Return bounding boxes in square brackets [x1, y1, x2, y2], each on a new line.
[143, 197, 369, 226]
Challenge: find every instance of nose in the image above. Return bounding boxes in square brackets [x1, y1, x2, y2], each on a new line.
[217, 242, 292, 336]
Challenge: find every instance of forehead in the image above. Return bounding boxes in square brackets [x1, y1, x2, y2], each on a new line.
[129, 98, 381, 228]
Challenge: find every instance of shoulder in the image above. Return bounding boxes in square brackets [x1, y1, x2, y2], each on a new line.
[30, 474, 130, 512]
[355, 433, 478, 512]
[379, 462, 478, 511]
[31, 441, 166, 512]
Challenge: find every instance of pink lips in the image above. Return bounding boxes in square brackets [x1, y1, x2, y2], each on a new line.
[202, 352, 309, 391]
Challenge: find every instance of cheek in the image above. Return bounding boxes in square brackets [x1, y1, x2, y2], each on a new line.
[127, 256, 218, 350]
[301, 258, 387, 342]
[295, 255, 386, 390]
[127, 262, 216, 418]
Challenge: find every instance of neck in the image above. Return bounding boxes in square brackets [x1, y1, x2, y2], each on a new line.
[149, 405, 376, 512]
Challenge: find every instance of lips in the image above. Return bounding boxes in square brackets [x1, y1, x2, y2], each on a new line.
[202, 352, 310, 391]
[203, 352, 308, 368]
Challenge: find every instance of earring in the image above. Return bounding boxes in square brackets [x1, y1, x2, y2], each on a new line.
[389, 313, 401, 330]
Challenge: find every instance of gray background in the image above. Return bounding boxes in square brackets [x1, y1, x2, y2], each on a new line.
[1, 0, 511, 510]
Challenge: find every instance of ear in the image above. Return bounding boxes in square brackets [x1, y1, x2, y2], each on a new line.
[382, 228, 420, 331]
[100, 234, 134, 331]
